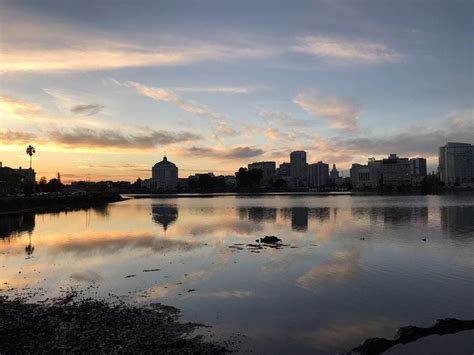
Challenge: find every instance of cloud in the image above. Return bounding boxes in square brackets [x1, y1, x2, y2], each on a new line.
[0, 95, 41, 114]
[1, 14, 273, 73]
[258, 109, 313, 127]
[119, 80, 238, 136]
[333, 113, 474, 158]
[0, 129, 37, 144]
[122, 81, 223, 120]
[293, 91, 360, 131]
[47, 127, 200, 150]
[184, 145, 264, 160]
[291, 35, 402, 64]
[70, 104, 104, 116]
[174, 87, 249, 94]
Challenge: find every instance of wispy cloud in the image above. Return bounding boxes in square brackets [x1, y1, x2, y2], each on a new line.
[1, 15, 273, 73]
[123, 81, 222, 120]
[0, 129, 37, 144]
[181, 145, 264, 160]
[293, 91, 360, 131]
[0, 95, 41, 114]
[70, 104, 104, 116]
[173, 87, 249, 94]
[291, 35, 403, 64]
[118, 80, 238, 136]
[257, 109, 313, 127]
[47, 127, 200, 150]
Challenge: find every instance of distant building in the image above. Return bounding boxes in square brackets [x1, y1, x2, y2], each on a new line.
[380, 154, 412, 186]
[439, 142, 474, 186]
[145, 156, 178, 190]
[330, 164, 339, 181]
[290, 151, 308, 186]
[410, 158, 427, 185]
[351, 154, 427, 189]
[14, 167, 36, 184]
[277, 162, 291, 177]
[308, 162, 329, 187]
[411, 158, 427, 177]
[350, 163, 371, 189]
[248, 161, 276, 179]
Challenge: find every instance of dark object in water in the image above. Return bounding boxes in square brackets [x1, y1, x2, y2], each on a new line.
[188, 289, 196, 293]
[421, 238, 427, 242]
[142, 269, 160, 272]
[360, 237, 365, 240]
[347, 318, 474, 355]
[124, 275, 136, 278]
[259, 236, 281, 244]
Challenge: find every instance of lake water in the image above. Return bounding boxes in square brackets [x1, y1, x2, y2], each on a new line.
[1, 194, 473, 354]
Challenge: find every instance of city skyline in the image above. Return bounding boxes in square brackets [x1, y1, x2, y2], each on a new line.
[1, 0, 473, 182]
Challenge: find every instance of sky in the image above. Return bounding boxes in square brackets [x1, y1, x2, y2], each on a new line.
[0, 0, 473, 182]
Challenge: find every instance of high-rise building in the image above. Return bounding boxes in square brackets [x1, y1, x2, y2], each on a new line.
[439, 142, 474, 186]
[248, 161, 276, 179]
[290, 151, 308, 186]
[277, 162, 291, 177]
[380, 154, 412, 186]
[410, 158, 427, 177]
[308, 161, 329, 187]
[351, 154, 426, 189]
[330, 164, 339, 180]
[350, 163, 371, 189]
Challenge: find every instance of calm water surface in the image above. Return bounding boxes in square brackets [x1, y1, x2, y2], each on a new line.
[1, 195, 473, 354]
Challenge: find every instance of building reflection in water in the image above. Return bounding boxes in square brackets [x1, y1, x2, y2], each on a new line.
[151, 205, 178, 231]
[291, 207, 308, 231]
[244, 207, 277, 223]
[351, 207, 428, 226]
[440, 205, 474, 236]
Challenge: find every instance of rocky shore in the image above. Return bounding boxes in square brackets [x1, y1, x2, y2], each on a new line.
[0, 294, 228, 354]
[0, 192, 125, 215]
[348, 318, 474, 355]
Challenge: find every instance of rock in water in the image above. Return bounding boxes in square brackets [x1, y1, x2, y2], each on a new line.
[260, 236, 281, 244]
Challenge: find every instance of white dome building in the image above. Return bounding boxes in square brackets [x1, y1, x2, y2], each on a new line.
[147, 156, 178, 190]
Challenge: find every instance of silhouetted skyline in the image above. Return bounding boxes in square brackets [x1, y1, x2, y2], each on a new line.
[0, 0, 472, 183]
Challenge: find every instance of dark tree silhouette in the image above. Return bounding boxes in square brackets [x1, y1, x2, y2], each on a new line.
[26, 145, 36, 169]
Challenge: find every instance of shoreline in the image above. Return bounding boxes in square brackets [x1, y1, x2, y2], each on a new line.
[123, 190, 470, 199]
[0, 293, 230, 354]
[0, 192, 126, 216]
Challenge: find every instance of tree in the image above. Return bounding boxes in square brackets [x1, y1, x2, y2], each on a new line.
[248, 169, 263, 188]
[235, 168, 250, 189]
[26, 145, 36, 169]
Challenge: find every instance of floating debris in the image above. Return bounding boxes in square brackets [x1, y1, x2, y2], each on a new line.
[142, 269, 161, 272]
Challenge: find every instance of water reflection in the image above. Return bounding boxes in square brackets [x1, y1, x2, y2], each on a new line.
[440, 206, 474, 236]
[241, 207, 277, 223]
[0, 196, 473, 354]
[151, 205, 178, 231]
[0, 213, 35, 239]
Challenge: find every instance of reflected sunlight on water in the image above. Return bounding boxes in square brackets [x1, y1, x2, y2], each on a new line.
[1, 195, 473, 354]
